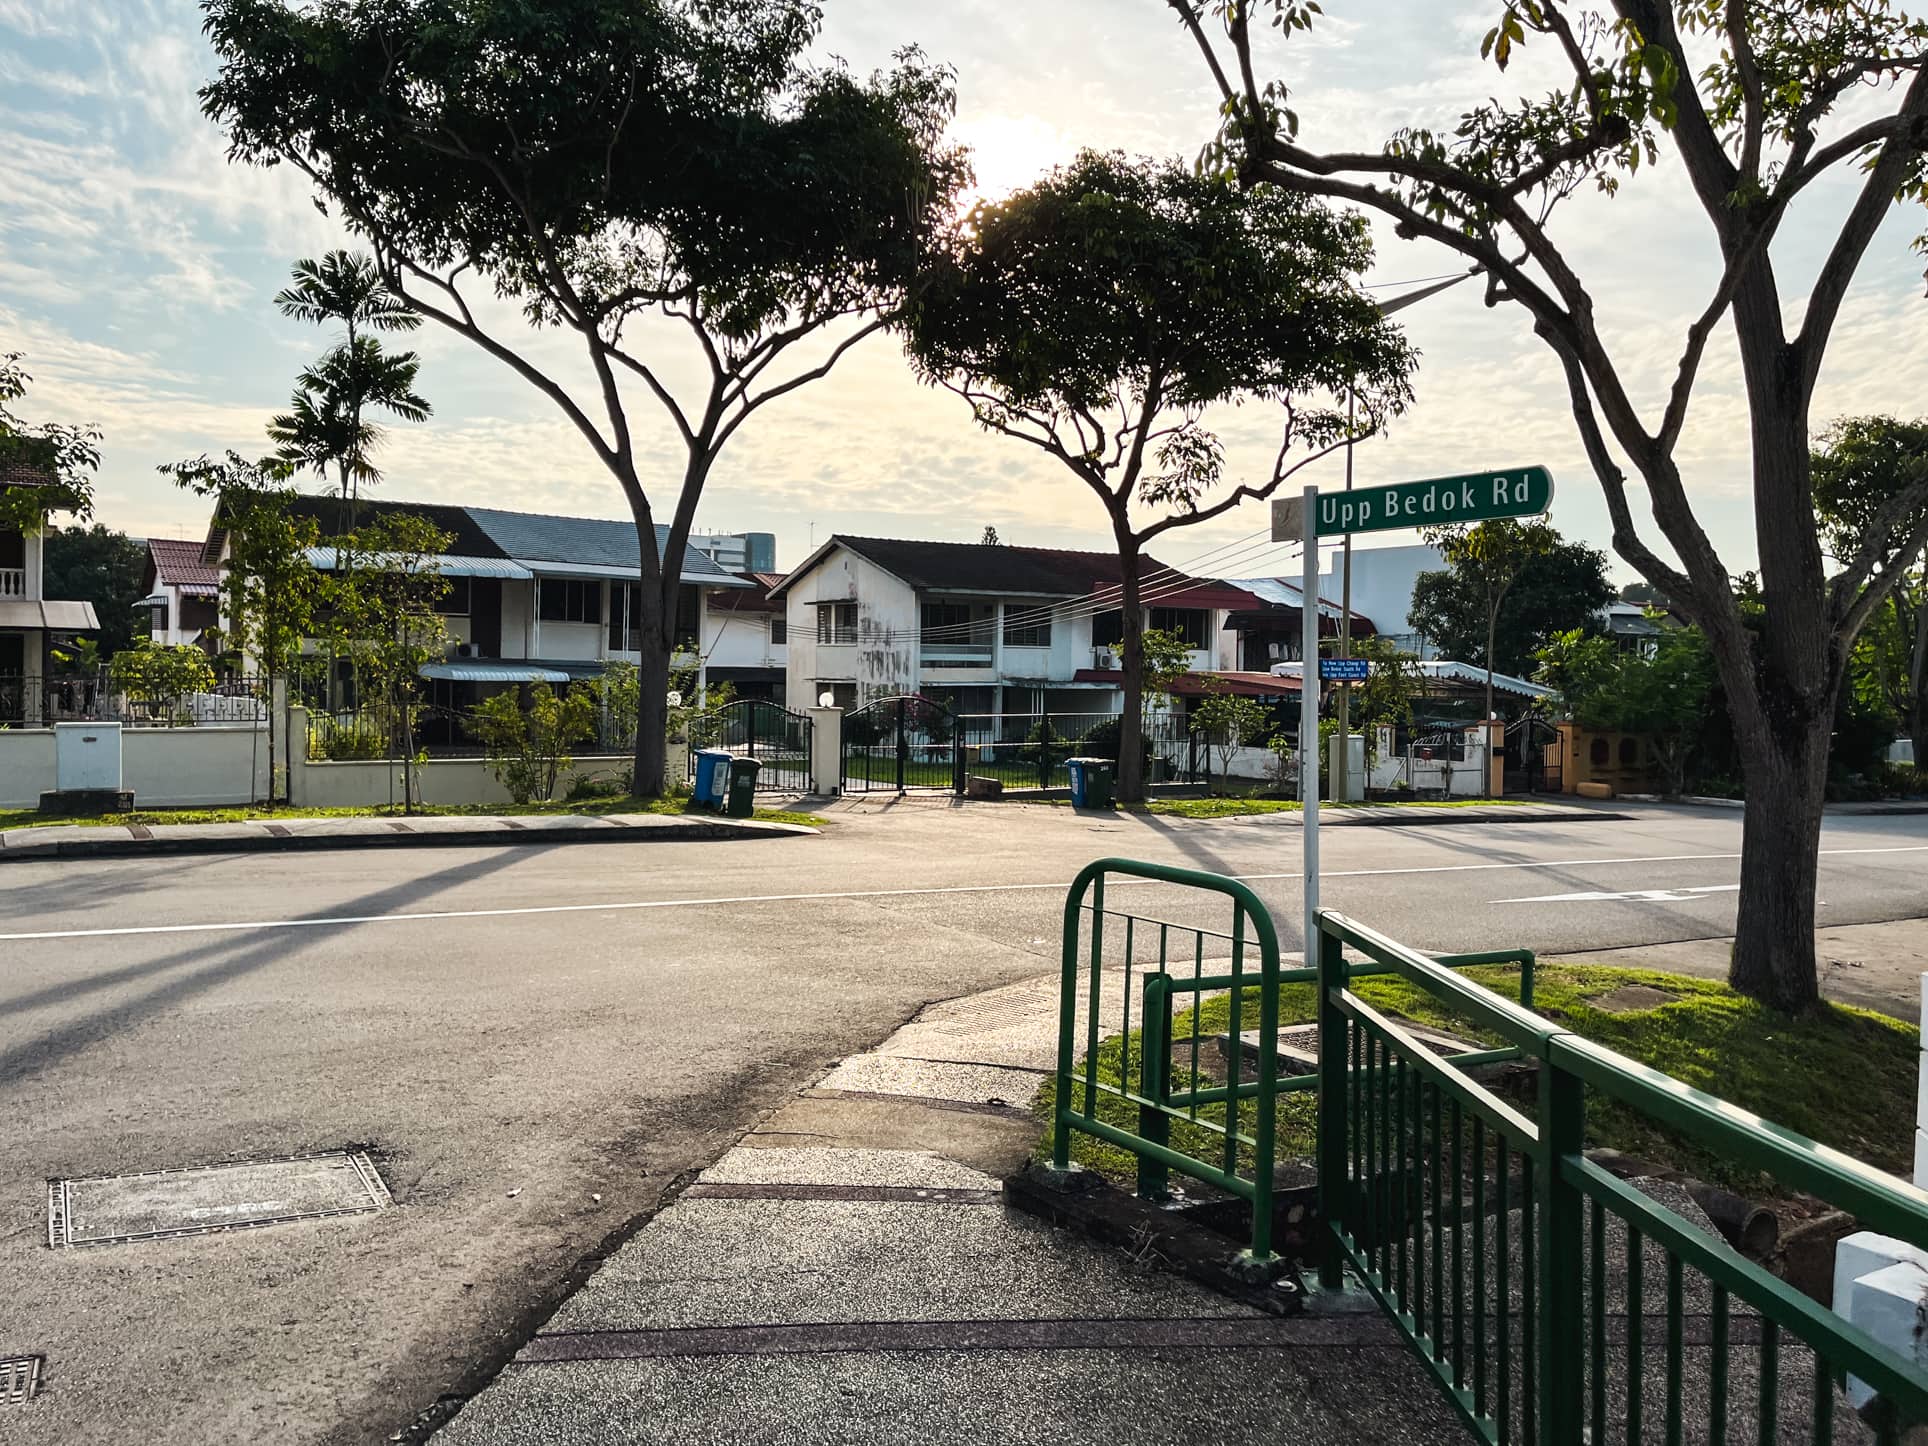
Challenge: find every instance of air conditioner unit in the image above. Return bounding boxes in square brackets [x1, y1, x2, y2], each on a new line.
[456, 643, 482, 659]
[1091, 650, 1117, 670]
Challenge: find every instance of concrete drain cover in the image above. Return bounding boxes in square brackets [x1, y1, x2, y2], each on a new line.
[3, 1356, 44, 1403]
[48, 1151, 391, 1249]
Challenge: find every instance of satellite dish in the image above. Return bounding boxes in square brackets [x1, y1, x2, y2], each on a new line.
[818, 691, 835, 708]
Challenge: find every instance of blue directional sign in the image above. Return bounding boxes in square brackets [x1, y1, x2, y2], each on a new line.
[1319, 658, 1371, 682]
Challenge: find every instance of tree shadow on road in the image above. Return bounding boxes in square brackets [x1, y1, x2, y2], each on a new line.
[0, 845, 550, 1089]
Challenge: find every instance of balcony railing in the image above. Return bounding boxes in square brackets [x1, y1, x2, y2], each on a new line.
[0, 567, 25, 598]
[918, 640, 993, 668]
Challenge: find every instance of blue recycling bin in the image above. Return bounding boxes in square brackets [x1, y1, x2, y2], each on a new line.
[693, 749, 734, 809]
[1067, 757, 1115, 809]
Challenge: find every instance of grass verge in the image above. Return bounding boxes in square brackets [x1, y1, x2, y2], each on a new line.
[0, 796, 825, 830]
[1037, 963, 1917, 1197]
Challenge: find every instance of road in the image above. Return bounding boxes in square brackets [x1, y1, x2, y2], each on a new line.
[3, 799, 1925, 1444]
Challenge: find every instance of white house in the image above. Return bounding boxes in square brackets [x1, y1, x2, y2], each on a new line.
[701, 571, 787, 702]
[140, 537, 224, 647]
[1313, 541, 1448, 656]
[771, 535, 1260, 716]
[0, 463, 101, 724]
[199, 497, 752, 732]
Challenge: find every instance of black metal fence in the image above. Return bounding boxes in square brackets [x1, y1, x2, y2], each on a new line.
[0, 672, 272, 729]
[685, 700, 813, 793]
[838, 699, 1208, 795]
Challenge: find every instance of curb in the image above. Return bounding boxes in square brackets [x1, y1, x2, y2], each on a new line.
[0, 817, 816, 863]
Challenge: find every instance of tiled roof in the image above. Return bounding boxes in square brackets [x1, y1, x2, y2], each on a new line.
[283, 496, 511, 560]
[795, 537, 1261, 610]
[706, 571, 786, 613]
[466, 506, 738, 582]
[0, 454, 57, 489]
[146, 537, 224, 592]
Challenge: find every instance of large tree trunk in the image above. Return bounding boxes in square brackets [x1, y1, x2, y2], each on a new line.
[1114, 531, 1147, 804]
[1718, 293, 1838, 1010]
[1728, 702, 1833, 1012]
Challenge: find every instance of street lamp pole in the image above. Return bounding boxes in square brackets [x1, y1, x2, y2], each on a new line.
[1330, 268, 1479, 803]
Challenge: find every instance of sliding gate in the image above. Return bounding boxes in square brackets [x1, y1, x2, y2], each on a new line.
[684, 700, 812, 792]
[1052, 859, 1928, 1445]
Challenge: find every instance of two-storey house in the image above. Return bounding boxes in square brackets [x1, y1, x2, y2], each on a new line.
[701, 571, 787, 702]
[0, 462, 101, 724]
[771, 535, 1260, 715]
[139, 538, 224, 647]
[200, 497, 751, 714]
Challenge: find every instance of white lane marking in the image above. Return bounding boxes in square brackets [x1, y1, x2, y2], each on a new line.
[1496, 884, 1741, 904]
[3, 844, 1924, 944]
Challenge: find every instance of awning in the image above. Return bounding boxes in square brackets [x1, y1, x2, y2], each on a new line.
[419, 661, 569, 683]
[1167, 671, 1302, 699]
[0, 600, 100, 630]
[518, 559, 755, 587]
[305, 548, 534, 579]
[134, 593, 169, 610]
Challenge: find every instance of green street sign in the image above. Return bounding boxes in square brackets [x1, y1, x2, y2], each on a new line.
[1272, 465, 1554, 540]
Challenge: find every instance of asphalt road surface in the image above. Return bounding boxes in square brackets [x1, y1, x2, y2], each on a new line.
[3, 800, 1925, 1444]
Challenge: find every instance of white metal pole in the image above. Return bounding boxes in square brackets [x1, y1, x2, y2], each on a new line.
[1300, 484, 1321, 964]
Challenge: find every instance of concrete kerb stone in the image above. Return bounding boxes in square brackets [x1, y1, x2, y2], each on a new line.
[0, 813, 817, 863]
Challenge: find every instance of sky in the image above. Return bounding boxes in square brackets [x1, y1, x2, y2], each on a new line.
[4, 0, 1928, 586]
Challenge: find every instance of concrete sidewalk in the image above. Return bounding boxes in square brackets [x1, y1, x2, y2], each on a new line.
[429, 959, 1465, 1445]
[0, 809, 814, 862]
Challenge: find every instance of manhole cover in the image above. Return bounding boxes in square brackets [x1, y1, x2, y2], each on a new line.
[48, 1151, 391, 1249]
[2, 1356, 43, 1403]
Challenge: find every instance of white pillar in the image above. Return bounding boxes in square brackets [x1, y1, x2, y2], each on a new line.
[808, 706, 842, 797]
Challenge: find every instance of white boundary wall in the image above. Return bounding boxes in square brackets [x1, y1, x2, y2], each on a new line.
[0, 724, 271, 808]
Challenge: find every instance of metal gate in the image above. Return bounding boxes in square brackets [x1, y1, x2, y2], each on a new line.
[685, 700, 813, 793]
[1503, 715, 1562, 795]
[840, 695, 956, 794]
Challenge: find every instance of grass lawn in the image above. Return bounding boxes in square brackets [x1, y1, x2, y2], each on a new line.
[1038, 963, 1918, 1199]
[0, 796, 825, 830]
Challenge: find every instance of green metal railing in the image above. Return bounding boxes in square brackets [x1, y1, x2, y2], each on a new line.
[1316, 908, 1928, 1446]
[1051, 859, 1535, 1262]
[1050, 860, 1928, 1443]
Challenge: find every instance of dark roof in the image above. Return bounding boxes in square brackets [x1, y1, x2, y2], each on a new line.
[145, 538, 224, 596]
[776, 536, 1260, 609]
[0, 455, 57, 489]
[283, 496, 511, 559]
[466, 507, 738, 582]
[707, 571, 786, 613]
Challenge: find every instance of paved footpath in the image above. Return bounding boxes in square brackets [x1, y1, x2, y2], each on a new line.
[432, 953, 1466, 1445]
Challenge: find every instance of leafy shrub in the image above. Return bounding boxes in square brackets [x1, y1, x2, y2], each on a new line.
[313, 716, 389, 760]
[565, 771, 629, 801]
[472, 682, 598, 804]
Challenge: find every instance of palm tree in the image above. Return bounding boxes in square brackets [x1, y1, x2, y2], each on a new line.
[271, 251, 430, 528]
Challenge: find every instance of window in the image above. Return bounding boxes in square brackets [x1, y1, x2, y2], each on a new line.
[1001, 607, 1052, 648]
[769, 616, 787, 646]
[539, 578, 601, 624]
[816, 602, 858, 644]
[607, 584, 698, 652]
[1091, 610, 1123, 648]
[435, 576, 473, 615]
[1148, 608, 1209, 649]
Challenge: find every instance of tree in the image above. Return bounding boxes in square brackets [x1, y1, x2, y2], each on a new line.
[107, 641, 219, 725]
[1348, 634, 1424, 768]
[0, 353, 99, 534]
[202, 0, 967, 798]
[1417, 520, 1560, 722]
[43, 525, 148, 657]
[1540, 625, 1717, 796]
[1173, 2, 1928, 1011]
[1409, 526, 1612, 691]
[1812, 417, 1928, 766]
[980, 526, 1002, 546]
[1193, 687, 1269, 791]
[331, 512, 451, 812]
[165, 453, 322, 802]
[905, 150, 1413, 802]
[268, 250, 431, 527]
[473, 681, 599, 805]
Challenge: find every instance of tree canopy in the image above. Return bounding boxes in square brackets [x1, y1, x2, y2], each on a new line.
[1409, 527, 1614, 678]
[201, 0, 966, 794]
[905, 149, 1413, 799]
[42, 525, 149, 658]
[0, 353, 100, 534]
[1170, 0, 1928, 1010]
